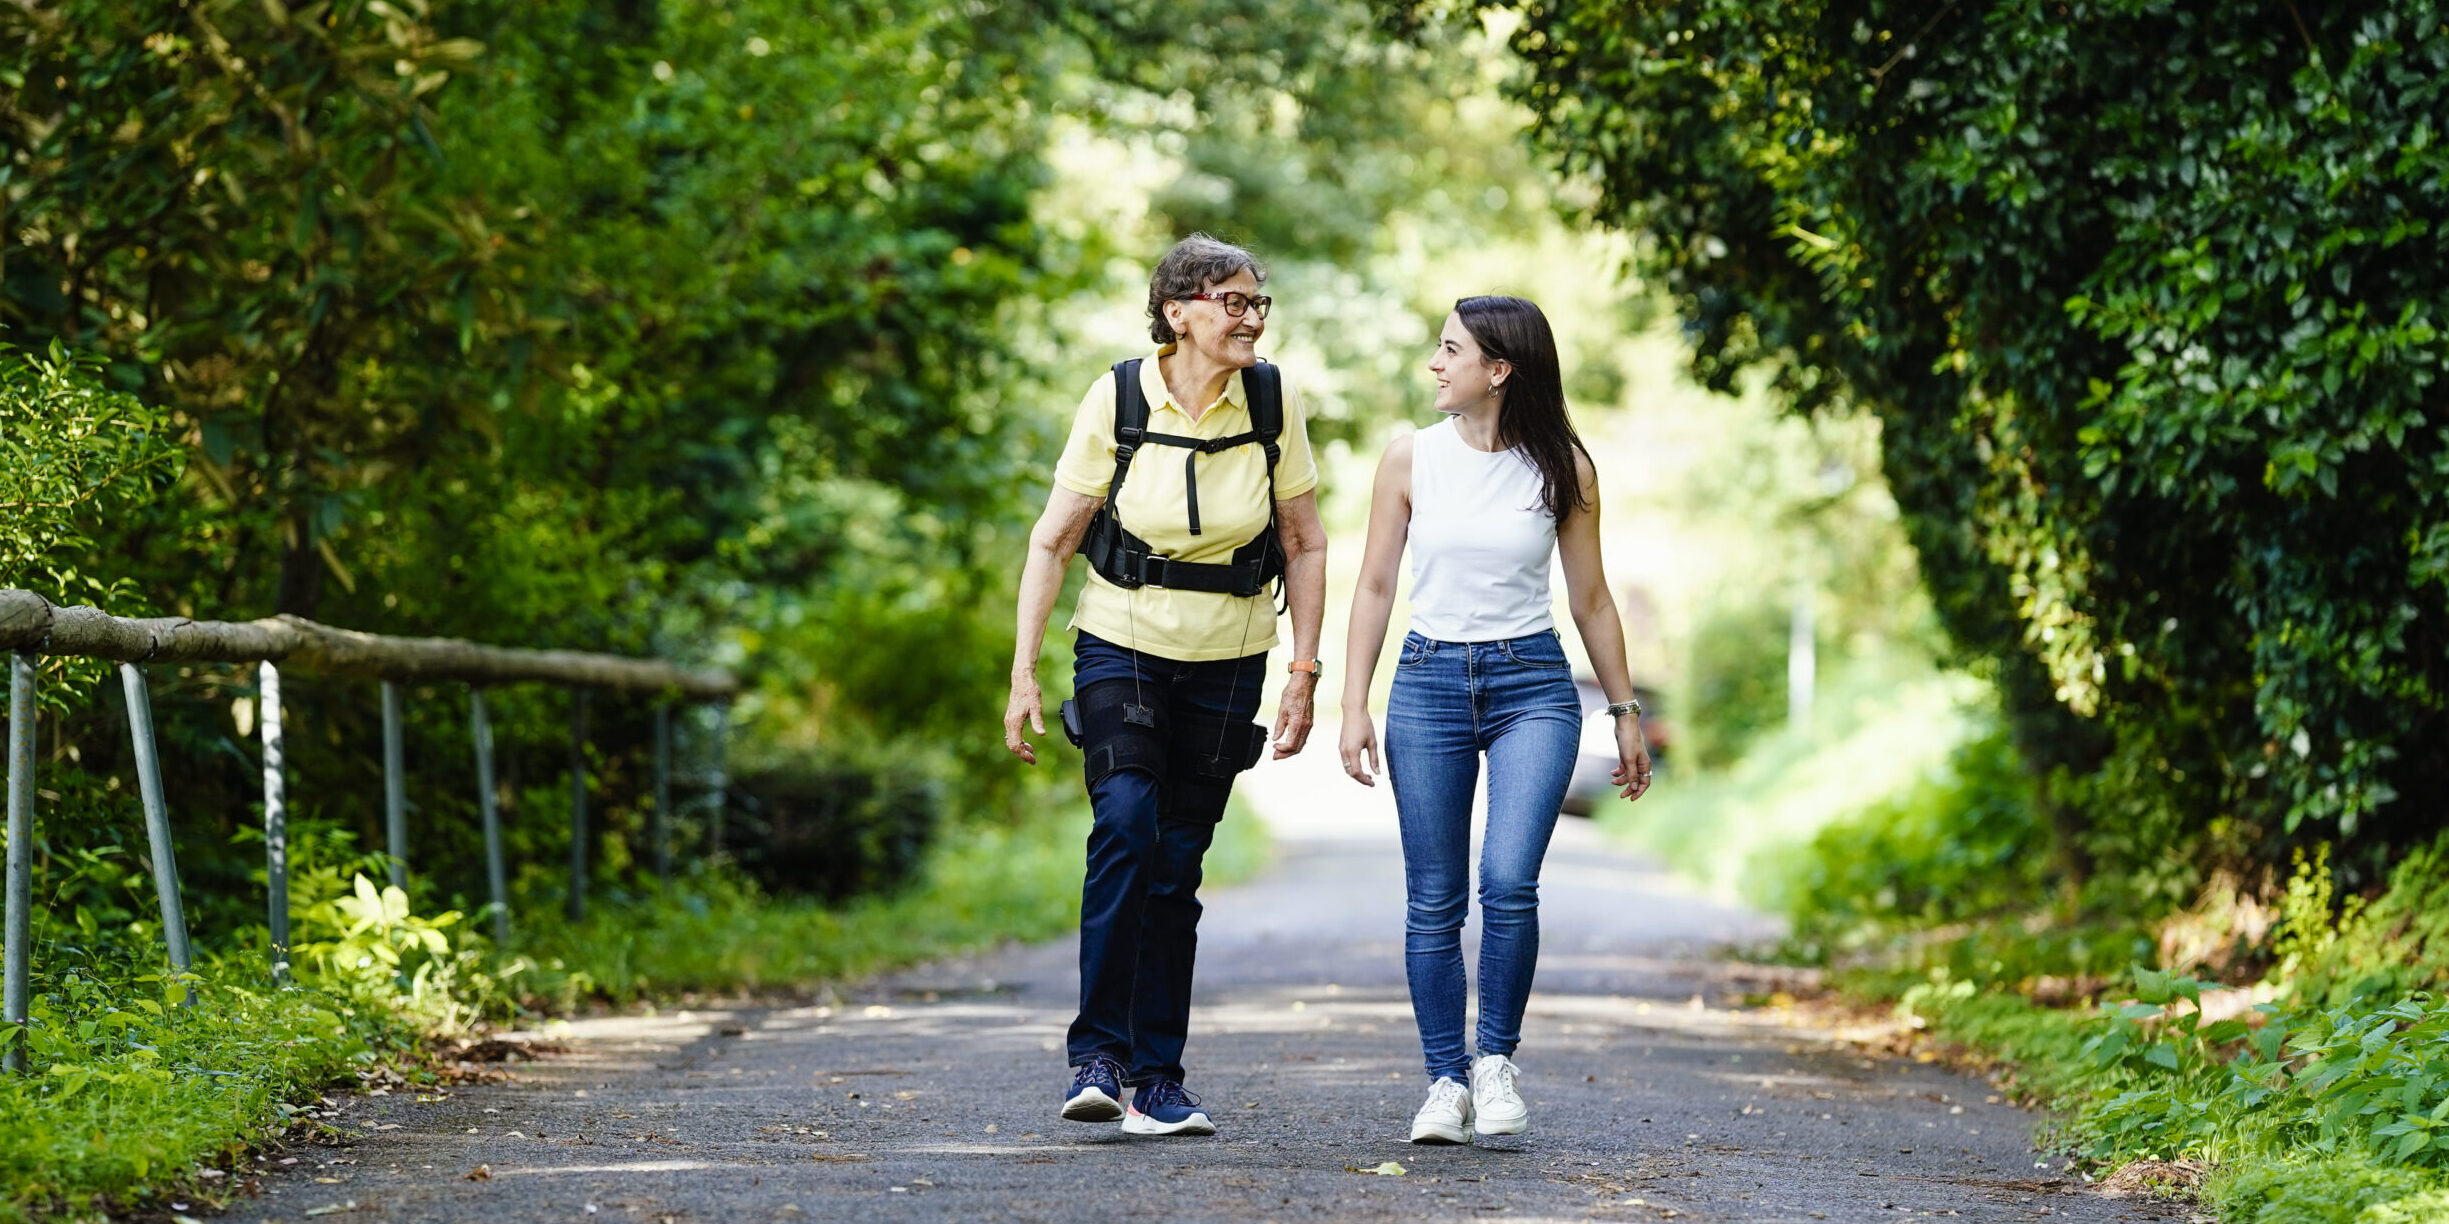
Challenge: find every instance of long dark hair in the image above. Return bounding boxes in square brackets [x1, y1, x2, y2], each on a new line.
[1455, 295, 1589, 521]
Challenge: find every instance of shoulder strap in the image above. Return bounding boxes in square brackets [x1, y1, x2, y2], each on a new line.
[1241, 362, 1284, 469]
[1105, 359, 1149, 502]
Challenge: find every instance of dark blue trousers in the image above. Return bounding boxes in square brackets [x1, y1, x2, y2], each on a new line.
[1066, 631, 1266, 1085]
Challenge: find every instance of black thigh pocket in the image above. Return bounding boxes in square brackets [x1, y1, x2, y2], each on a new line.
[1075, 678, 1168, 786]
[1164, 714, 1265, 824]
[1174, 713, 1268, 779]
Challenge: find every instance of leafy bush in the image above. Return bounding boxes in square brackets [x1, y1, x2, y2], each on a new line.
[1895, 966, 2449, 1219]
[1453, 0, 2449, 897]
[2279, 836, 2449, 1010]
[0, 343, 182, 599]
[1775, 731, 2051, 958]
[726, 745, 944, 902]
[1680, 600, 1792, 770]
[0, 963, 389, 1223]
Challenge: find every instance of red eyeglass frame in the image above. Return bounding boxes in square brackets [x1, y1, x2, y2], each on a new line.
[1177, 291, 1273, 319]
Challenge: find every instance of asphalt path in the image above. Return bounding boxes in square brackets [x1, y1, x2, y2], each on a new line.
[215, 747, 2179, 1223]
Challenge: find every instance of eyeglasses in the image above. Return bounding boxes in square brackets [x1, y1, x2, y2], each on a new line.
[1178, 291, 1272, 320]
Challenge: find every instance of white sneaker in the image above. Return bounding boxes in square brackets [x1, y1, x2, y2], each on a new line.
[1409, 1077, 1474, 1144]
[1470, 1054, 1527, 1135]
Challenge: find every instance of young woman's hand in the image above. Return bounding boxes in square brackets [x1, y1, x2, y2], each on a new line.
[1340, 713, 1382, 786]
[1004, 670, 1046, 766]
[1611, 717, 1653, 800]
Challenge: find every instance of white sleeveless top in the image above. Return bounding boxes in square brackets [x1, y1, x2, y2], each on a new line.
[1406, 418, 1557, 642]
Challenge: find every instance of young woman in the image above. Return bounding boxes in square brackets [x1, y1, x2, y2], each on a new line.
[1338, 295, 1652, 1144]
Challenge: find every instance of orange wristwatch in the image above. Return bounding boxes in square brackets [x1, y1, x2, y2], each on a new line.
[1287, 658, 1323, 678]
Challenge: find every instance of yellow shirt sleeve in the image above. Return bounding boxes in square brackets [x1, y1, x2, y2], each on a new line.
[1051, 371, 1119, 498]
[1272, 378, 1321, 502]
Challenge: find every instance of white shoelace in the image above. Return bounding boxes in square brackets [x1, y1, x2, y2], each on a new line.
[1475, 1056, 1519, 1103]
[1423, 1078, 1470, 1116]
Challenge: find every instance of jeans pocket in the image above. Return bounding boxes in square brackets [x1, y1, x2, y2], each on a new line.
[1503, 635, 1570, 669]
[1397, 634, 1434, 669]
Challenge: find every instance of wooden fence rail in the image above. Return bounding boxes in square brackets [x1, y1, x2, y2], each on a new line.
[0, 590, 736, 1072]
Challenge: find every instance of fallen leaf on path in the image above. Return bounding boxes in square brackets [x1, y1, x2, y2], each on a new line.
[1347, 1161, 1406, 1177]
[462, 1164, 491, 1182]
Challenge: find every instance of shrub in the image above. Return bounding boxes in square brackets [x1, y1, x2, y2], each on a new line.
[1774, 730, 2052, 958]
[724, 744, 944, 902]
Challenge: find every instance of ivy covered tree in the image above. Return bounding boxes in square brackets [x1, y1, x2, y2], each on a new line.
[1431, 0, 2449, 894]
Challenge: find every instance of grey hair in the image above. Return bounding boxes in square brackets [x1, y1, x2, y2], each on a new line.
[1146, 233, 1266, 344]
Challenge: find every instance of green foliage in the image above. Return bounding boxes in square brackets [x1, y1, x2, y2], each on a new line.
[1604, 652, 1986, 901]
[2279, 836, 2449, 1010]
[1883, 957, 2449, 1215]
[2213, 1156, 2449, 1224]
[1446, 0, 2449, 892]
[727, 748, 944, 903]
[1777, 731, 2054, 958]
[0, 344, 182, 601]
[1681, 601, 1789, 770]
[292, 875, 479, 1033]
[0, 964, 386, 1223]
[0, 940, 401, 1219]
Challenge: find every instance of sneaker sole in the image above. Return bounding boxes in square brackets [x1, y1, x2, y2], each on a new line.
[1122, 1110, 1217, 1136]
[1409, 1121, 1471, 1144]
[1473, 1111, 1528, 1136]
[1061, 1088, 1124, 1123]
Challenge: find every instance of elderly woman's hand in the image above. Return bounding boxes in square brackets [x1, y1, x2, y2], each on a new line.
[1271, 672, 1317, 758]
[1005, 669, 1047, 765]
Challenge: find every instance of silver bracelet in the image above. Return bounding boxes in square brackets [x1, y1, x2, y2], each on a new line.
[1601, 699, 1643, 718]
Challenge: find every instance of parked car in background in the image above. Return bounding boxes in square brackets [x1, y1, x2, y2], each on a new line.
[1561, 678, 1668, 816]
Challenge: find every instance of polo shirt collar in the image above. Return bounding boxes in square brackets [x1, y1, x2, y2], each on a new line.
[1144, 344, 1249, 420]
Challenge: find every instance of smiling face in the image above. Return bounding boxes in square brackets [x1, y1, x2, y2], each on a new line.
[1163, 268, 1265, 369]
[1429, 311, 1509, 415]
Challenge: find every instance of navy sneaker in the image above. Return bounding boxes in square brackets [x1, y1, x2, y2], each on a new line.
[1122, 1079, 1216, 1136]
[1061, 1055, 1126, 1122]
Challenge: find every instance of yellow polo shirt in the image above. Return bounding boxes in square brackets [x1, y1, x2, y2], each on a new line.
[1053, 347, 1319, 661]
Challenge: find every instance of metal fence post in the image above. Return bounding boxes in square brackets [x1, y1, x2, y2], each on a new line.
[705, 702, 729, 857]
[470, 688, 509, 945]
[260, 662, 290, 986]
[5, 653, 35, 1072]
[651, 704, 672, 884]
[118, 664, 194, 983]
[566, 688, 588, 922]
[381, 680, 408, 892]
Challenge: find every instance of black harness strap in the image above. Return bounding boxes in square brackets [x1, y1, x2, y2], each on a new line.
[1141, 428, 1267, 536]
[1078, 359, 1287, 598]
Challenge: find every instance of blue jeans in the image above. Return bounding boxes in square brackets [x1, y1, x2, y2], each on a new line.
[1385, 628, 1581, 1082]
[1066, 632, 1267, 1085]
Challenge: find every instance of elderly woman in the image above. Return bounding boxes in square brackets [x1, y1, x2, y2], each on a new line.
[1005, 234, 1328, 1137]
